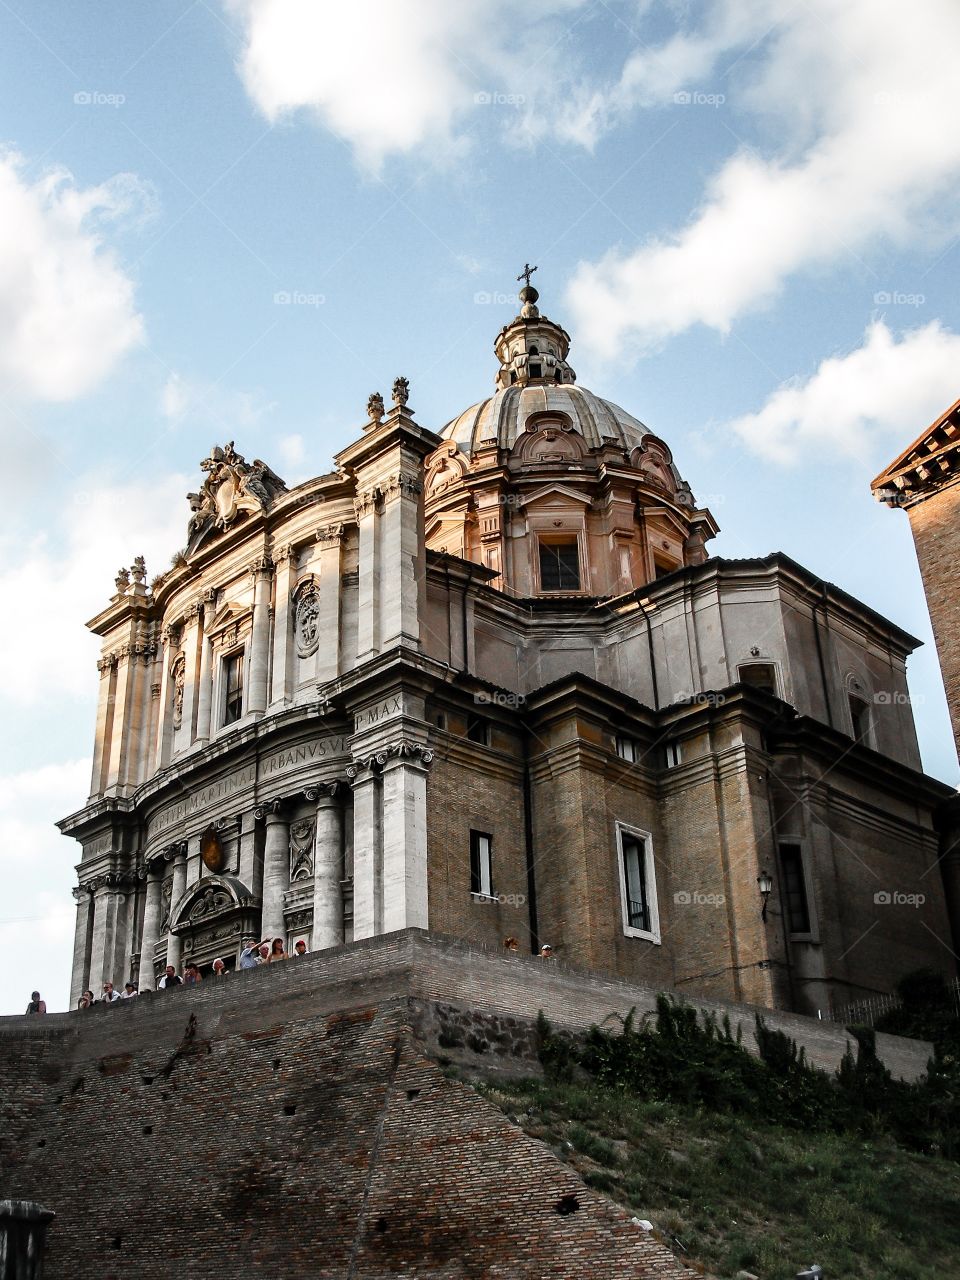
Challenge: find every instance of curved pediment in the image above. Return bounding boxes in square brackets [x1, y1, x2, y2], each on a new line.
[170, 873, 256, 935]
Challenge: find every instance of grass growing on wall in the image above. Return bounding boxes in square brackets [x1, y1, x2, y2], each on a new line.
[473, 986, 960, 1279]
[477, 1074, 960, 1280]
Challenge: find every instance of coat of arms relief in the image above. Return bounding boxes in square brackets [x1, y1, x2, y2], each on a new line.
[186, 441, 287, 551]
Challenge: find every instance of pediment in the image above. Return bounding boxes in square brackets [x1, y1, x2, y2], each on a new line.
[519, 483, 594, 509]
[171, 873, 255, 935]
[205, 601, 253, 638]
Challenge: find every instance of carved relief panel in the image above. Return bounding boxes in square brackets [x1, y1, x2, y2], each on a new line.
[289, 817, 316, 882]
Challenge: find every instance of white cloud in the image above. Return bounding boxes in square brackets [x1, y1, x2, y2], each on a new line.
[0, 150, 147, 400]
[225, 0, 588, 169]
[566, 0, 960, 358]
[160, 371, 276, 436]
[0, 760, 90, 863]
[0, 472, 189, 704]
[0, 759, 90, 1014]
[730, 320, 960, 465]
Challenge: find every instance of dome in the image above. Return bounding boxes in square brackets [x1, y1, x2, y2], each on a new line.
[441, 382, 651, 455]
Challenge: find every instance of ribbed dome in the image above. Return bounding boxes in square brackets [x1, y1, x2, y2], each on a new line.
[441, 383, 650, 455]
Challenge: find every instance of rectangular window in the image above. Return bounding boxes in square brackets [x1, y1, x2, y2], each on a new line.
[738, 662, 778, 695]
[616, 735, 640, 763]
[779, 843, 811, 934]
[849, 694, 870, 743]
[616, 824, 660, 942]
[222, 651, 244, 725]
[664, 741, 682, 768]
[466, 715, 490, 745]
[539, 539, 581, 591]
[470, 830, 493, 898]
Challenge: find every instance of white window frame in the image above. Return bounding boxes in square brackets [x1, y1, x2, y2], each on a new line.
[664, 741, 682, 768]
[616, 735, 640, 763]
[219, 646, 246, 728]
[470, 830, 494, 900]
[615, 821, 661, 944]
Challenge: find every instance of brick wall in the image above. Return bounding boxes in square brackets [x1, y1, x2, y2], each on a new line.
[1, 934, 724, 1280]
[908, 485, 960, 759]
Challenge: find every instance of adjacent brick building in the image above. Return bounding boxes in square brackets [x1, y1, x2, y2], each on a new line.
[872, 395, 960, 957]
[59, 277, 958, 1020]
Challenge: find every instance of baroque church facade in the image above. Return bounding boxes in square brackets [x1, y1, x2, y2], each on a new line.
[60, 276, 959, 1016]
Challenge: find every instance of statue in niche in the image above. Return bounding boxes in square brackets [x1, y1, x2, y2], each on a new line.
[172, 655, 186, 729]
[159, 877, 173, 932]
[294, 588, 321, 658]
[289, 818, 316, 881]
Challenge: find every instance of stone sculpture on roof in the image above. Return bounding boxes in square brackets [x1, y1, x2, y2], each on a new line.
[186, 441, 287, 550]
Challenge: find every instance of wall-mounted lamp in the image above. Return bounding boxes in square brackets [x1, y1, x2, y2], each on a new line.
[758, 870, 773, 921]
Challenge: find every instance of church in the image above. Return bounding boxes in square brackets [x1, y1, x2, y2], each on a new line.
[60, 271, 959, 1017]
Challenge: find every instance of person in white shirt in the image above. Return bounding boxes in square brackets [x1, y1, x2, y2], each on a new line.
[101, 981, 121, 1002]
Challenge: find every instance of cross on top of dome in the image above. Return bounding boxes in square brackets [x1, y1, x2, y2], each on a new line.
[494, 268, 576, 390]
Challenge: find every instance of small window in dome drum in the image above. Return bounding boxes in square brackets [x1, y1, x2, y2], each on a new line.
[539, 540, 580, 591]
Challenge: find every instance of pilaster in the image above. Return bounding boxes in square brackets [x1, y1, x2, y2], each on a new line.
[70, 885, 93, 1005]
[270, 543, 298, 707]
[348, 762, 381, 939]
[248, 558, 274, 715]
[315, 525, 343, 685]
[380, 746, 432, 932]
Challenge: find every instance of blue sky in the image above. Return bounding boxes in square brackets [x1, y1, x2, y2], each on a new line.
[1, 0, 959, 1013]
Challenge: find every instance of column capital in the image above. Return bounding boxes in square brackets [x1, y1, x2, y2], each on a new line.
[381, 470, 423, 504]
[254, 797, 287, 822]
[304, 780, 344, 805]
[382, 740, 434, 770]
[315, 522, 344, 546]
[353, 489, 378, 521]
[248, 555, 275, 580]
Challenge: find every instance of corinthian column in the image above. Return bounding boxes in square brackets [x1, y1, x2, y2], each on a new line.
[260, 803, 289, 941]
[138, 863, 163, 990]
[312, 785, 344, 950]
[248, 558, 274, 715]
